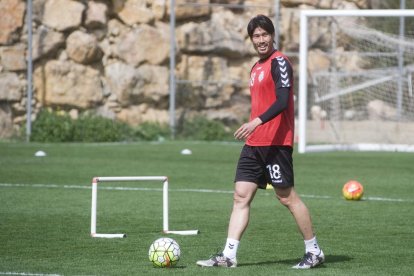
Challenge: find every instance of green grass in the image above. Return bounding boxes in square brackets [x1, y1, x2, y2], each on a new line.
[0, 141, 413, 275]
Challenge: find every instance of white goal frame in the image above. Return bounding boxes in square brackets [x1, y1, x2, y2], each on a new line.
[298, 9, 414, 153]
[90, 176, 199, 238]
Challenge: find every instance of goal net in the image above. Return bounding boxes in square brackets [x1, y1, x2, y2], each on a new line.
[298, 10, 414, 153]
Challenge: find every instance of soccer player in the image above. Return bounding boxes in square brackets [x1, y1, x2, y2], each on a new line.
[196, 14, 324, 269]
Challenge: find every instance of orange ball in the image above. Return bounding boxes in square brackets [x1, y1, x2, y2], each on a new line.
[342, 180, 364, 200]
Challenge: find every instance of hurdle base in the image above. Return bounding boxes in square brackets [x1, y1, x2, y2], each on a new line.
[92, 233, 127, 238]
[164, 230, 199, 236]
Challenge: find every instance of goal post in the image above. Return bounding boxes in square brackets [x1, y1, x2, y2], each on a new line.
[298, 9, 414, 153]
[90, 176, 199, 238]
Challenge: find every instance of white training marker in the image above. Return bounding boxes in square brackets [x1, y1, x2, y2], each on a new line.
[180, 149, 192, 155]
[34, 150, 47, 157]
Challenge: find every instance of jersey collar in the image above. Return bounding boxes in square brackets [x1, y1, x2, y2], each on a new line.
[258, 49, 277, 63]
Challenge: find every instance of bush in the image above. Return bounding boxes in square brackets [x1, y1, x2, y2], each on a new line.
[72, 114, 132, 142]
[29, 109, 236, 142]
[31, 109, 74, 142]
[177, 116, 234, 141]
[30, 109, 133, 142]
[134, 122, 170, 141]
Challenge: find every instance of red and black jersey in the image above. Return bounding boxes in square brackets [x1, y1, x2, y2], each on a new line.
[247, 50, 294, 147]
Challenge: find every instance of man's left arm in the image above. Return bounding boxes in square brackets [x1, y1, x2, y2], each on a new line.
[258, 57, 293, 124]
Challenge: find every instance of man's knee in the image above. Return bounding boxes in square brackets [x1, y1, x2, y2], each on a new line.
[233, 181, 257, 205]
[277, 195, 291, 206]
[275, 187, 296, 207]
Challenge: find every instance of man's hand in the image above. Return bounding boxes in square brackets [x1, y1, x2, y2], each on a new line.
[234, 117, 262, 140]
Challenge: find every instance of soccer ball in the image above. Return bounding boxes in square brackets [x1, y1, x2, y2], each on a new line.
[342, 180, 364, 200]
[148, 237, 180, 268]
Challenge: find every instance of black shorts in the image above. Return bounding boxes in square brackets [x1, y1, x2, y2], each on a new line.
[235, 145, 294, 189]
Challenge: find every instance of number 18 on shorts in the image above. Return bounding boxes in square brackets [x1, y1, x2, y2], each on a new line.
[235, 145, 294, 189]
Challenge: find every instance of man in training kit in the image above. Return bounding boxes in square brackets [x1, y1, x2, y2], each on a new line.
[196, 14, 324, 269]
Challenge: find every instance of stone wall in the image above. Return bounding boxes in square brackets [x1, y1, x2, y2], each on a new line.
[0, 0, 370, 138]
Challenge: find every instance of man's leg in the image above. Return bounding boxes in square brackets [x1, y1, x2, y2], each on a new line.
[196, 181, 257, 268]
[275, 187, 314, 240]
[275, 187, 324, 269]
[227, 181, 258, 240]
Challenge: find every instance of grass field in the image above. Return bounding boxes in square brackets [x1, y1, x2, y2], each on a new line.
[0, 141, 413, 275]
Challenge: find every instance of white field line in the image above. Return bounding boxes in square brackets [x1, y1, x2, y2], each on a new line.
[0, 272, 62, 276]
[0, 183, 412, 203]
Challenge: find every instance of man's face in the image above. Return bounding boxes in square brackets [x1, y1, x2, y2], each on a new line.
[251, 27, 274, 58]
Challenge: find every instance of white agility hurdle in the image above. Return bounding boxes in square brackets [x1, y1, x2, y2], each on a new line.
[90, 176, 199, 238]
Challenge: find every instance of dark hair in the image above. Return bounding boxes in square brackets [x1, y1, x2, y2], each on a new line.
[247, 14, 275, 39]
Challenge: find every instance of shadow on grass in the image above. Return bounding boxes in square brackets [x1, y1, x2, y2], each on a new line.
[238, 255, 353, 267]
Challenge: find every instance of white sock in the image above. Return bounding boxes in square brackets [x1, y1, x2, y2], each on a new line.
[304, 236, 321, 254]
[222, 238, 239, 260]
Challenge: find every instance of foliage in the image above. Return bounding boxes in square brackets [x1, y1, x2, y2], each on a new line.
[30, 109, 74, 142]
[134, 122, 170, 141]
[27, 109, 236, 142]
[178, 115, 235, 141]
[30, 109, 132, 142]
[72, 114, 132, 142]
